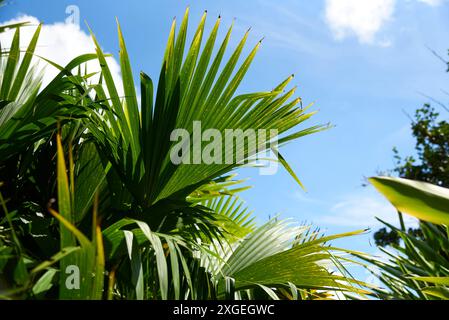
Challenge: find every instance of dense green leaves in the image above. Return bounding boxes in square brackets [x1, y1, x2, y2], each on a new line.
[358, 218, 449, 300]
[0, 24, 99, 161]
[0, 11, 371, 301]
[368, 176, 449, 299]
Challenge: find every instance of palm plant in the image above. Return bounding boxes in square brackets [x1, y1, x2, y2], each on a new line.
[85, 9, 326, 231]
[0, 20, 104, 298]
[1, 9, 371, 300]
[364, 177, 449, 299]
[0, 24, 98, 160]
[198, 218, 369, 299]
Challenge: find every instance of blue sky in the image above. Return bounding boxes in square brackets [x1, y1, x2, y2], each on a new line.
[1, 0, 449, 280]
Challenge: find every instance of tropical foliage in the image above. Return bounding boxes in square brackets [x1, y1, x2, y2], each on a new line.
[0, 9, 370, 300]
[374, 102, 449, 247]
[365, 177, 449, 299]
[365, 56, 449, 300]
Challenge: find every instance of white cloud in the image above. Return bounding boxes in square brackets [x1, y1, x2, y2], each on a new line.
[324, 0, 447, 45]
[324, 0, 395, 44]
[417, 0, 445, 6]
[317, 188, 419, 228]
[0, 15, 122, 92]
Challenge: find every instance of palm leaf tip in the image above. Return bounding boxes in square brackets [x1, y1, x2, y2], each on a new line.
[369, 176, 449, 225]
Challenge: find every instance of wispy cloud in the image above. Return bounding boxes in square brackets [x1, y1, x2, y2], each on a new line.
[416, 0, 446, 6]
[291, 191, 323, 204]
[376, 124, 414, 156]
[230, 0, 331, 57]
[317, 187, 419, 228]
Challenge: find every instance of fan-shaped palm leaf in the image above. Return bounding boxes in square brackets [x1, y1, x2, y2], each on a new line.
[86, 9, 326, 234]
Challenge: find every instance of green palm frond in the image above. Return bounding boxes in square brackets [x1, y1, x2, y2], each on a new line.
[365, 176, 449, 299]
[201, 194, 255, 240]
[0, 25, 100, 161]
[358, 217, 449, 299]
[48, 131, 105, 300]
[86, 9, 326, 220]
[198, 219, 370, 299]
[187, 174, 251, 203]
